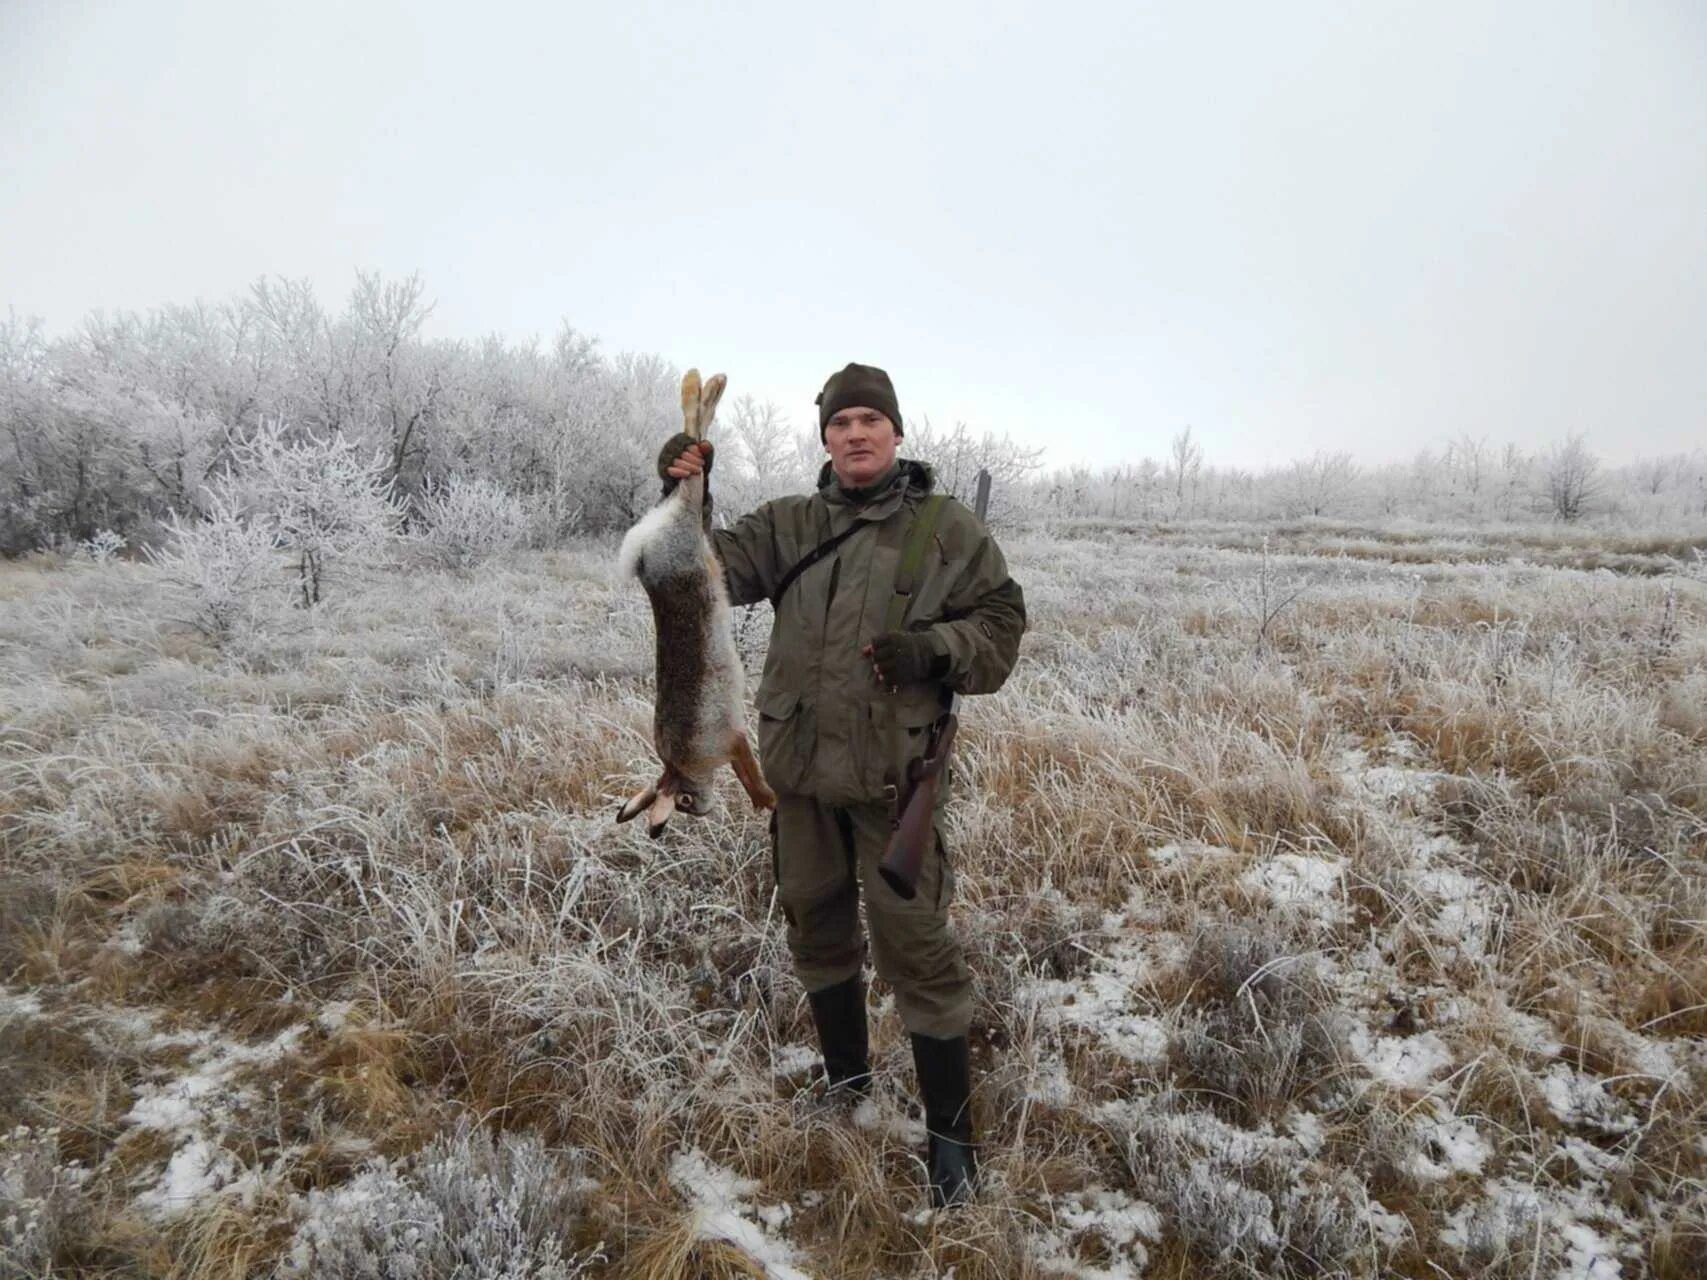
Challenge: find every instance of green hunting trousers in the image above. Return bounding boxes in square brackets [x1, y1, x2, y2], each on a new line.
[771, 793, 973, 1040]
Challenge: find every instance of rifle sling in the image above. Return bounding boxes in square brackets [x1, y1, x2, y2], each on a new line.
[769, 492, 948, 612]
[768, 521, 869, 606]
[885, 494, 948, 634]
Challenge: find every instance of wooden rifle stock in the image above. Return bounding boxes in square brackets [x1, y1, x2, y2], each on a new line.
[878, 711, 959, 900]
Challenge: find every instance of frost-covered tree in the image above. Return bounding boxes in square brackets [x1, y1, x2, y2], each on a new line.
[1543, 433, 1599, 522]
[1287, 450, 1359, 517]
[1168, 425, 1204, 512]
[902, 416, 1044, 523]
[1445, 432, 1489, 499]
[347, 271, 445, 495]
[146, 494, 282, 638]
[572, 350, 678, 531]
[222, 418, 400, 606]
[713, 393, 815, 517]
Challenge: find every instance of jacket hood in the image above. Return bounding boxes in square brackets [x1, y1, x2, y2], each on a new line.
[816, 457, 936, 503]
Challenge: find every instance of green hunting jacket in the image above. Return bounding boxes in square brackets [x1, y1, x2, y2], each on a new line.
[711, 458, 1026, 806]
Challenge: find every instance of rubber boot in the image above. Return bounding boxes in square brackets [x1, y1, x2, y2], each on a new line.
[807, 974, 871, 1098]
[910, 1032, 977, 1208]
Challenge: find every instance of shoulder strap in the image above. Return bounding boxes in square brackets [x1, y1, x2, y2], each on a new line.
[769, 520, 869, 606]
[884, 494, 947, 633]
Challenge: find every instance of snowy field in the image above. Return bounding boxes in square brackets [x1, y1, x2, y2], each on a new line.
[2, 519, 1705, 1278]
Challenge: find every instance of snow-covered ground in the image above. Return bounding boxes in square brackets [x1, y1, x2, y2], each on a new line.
[2, 522, 1704, 1278]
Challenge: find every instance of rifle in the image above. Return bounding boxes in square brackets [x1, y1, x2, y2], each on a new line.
[878, 695, 960, 900]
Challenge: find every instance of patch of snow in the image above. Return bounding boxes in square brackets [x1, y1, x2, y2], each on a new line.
[1625, 1033, 1682, 1080]
[1438, 1178, 1544, 1254]
[1102, 1016, 1170, 1063]
[1240, 853, 1348, 925]
[667, 1147, 811, 1280]
[127, 1070, 225, 1132]
[134, 1137, 243, 1218]
[1015, 927, 1171, 1064]
[1415, 866, 1494, 957]
[1145, 841, 1234, 868]
[127, 1024, 305, 1134]
[771, 1043, 820, 1077]
[1028, 1059, 1075, 1107]
[851, 1097, 927, 1145]
[1358, 764, 1445, 804]
[1367, 1201, 1410, 1247]
[1442, 1177, 1639, 1279]
[1346, 1025, 1454, 1088]
[1408, 1113, 1491, 1181]
[1559, 1220, 1623, 1280]
[1502, 1007, 1565, 1058]
[1286, 1109, 1326, 1156]
[123, 1022, 308, 1218]
[1559, 1136, 1623, 1179]
[1538, 1066, 1636, 1134]
[1029, 1186, 1161, 1278]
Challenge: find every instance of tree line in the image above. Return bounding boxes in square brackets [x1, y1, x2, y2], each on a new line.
[3, 273, 1702, 561]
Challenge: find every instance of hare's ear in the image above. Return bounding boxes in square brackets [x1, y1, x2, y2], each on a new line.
[616, 782, 658, 824]
[681, 369, 703, 439]
[699, 373, 727, 430]
[644, 791, 677, 838]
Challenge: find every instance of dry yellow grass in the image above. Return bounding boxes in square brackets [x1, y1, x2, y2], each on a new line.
[2, 529, 1703, 1277]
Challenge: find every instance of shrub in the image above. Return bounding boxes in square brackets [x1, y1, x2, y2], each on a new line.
[414, 476, 529, 568]
[282, 1120, 602, 1278]
[146, 495, 282, 640]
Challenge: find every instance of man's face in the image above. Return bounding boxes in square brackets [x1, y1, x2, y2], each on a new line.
[824, 406, 900, 488]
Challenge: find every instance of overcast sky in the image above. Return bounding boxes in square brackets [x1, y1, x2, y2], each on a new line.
[3, 0, 1703, 469]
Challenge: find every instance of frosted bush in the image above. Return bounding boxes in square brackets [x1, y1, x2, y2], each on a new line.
[283, 1121, 601, 1278]
[145, 495, 281, 640]
[1172, 924, 1343, 1122]
[224, 419, 402, 606]
[415, 476, 529, 568]
[1, 1126, 79, 1276]
[78, 528, 127, 563]
[1173, 1161, 1281, 1258]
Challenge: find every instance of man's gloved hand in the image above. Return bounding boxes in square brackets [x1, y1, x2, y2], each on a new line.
[862, 631, 950, 689]
[658, 434, 713, 494]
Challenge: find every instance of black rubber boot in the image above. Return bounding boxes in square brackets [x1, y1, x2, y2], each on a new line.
[807, 975, 871, 1097]
[910, 1032, 977, 1208]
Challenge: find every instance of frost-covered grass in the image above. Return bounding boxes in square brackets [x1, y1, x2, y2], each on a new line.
[2, 519, 1704, 1278]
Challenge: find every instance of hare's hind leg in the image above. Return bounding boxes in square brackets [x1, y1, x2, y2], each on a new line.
[616, 778, 660, 824]
[729, 733, 777, 811]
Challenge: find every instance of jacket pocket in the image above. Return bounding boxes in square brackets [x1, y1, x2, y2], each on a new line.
[757, 686, 812, 796]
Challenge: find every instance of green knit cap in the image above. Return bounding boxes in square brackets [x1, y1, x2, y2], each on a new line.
[816, 362, 903, 439]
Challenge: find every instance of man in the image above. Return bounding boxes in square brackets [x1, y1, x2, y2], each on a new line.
[658, 362, 1025, 1208]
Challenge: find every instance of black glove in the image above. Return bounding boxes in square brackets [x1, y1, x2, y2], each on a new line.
[657, 433, 713, 495]
[866, 631, 951, 689]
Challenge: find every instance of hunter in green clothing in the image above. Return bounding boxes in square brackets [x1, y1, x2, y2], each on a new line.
[660, 362, 1026, 1208]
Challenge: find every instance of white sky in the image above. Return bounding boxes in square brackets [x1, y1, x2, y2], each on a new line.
[2, 0, 1703, 469]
